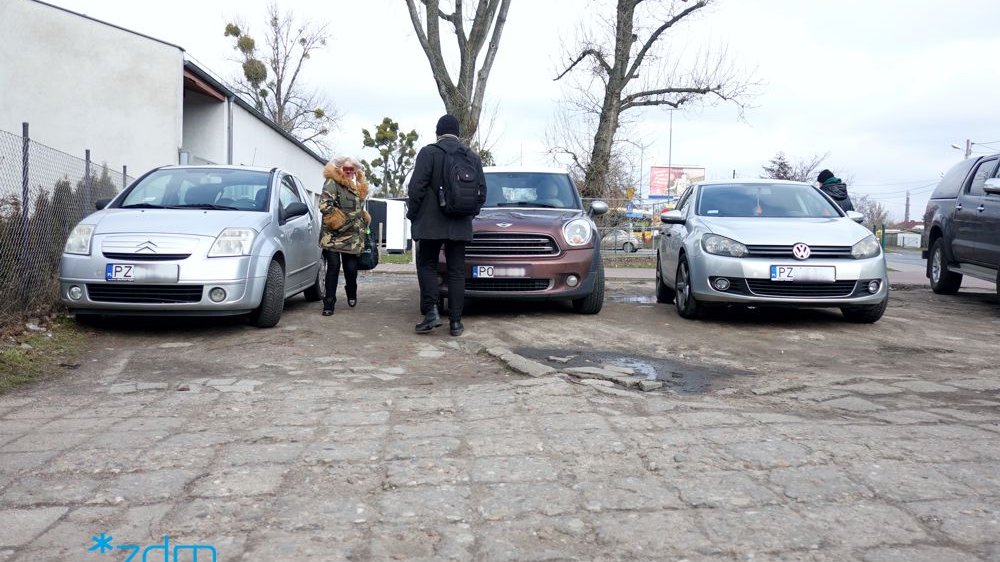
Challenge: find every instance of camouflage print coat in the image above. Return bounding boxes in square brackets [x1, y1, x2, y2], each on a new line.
[319, 162, 371, 254]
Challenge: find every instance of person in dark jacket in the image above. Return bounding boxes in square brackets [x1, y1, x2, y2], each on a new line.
[406, 114, 486, 336]
[816, 169, 854, 212]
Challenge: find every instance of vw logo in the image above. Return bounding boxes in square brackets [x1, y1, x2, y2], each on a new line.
[792, 243, 811, 260]
[496, 223, 512, 228]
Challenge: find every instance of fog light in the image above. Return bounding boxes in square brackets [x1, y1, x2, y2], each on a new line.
[209, 287, 227, 302]
[712, 277, 731, 291]
[566, 275, 579, 287]
[68, 285, 83, 301]
[867, 280, 880, 294]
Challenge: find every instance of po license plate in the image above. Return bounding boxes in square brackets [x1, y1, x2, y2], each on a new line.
[105, 263, 136, 282]
[770, 265, 835, 282]
[472, 266, 525, 278]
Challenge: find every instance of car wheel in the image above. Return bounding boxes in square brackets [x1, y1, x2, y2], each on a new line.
[841, 295, 888, 323]
[572, 261, 605, 314]
[929, 239, 962, 294]
[655, 253, 675, 304]
[623, 242, 635, 253]
[438, 295, 448, 316]
[303, 257, 326, 302]
[250, 260, 285, 328]
[674, 257, 701, 319]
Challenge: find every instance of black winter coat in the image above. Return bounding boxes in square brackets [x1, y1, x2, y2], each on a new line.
[819, 181, 854, 212]
[406, 136, 485, 241]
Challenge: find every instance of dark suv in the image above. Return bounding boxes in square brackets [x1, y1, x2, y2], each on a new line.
[922, 154, 1000, 294]
[439, 167, 608, 313]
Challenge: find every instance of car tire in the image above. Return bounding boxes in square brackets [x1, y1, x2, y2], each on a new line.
[303, 257, 326, 302]
[655, 253, 675, 304]
[841, 295, 888, 323]
[250, 260, 285, 328]
[623, 242, 635, 253]
[438, 295, 448, 316]
[929, 239, 962, 294]
[572, 260, 604, 314]
[674, 257, 701, 319]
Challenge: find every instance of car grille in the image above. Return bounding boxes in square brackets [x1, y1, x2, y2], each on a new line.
[103, 252, 191, 261]
[745, 245, 854, 259]
[466, 234, 559, 257]
[745, 279, 858, 298]
[87, 284, 204, 303]
[466, 278, 550, 292]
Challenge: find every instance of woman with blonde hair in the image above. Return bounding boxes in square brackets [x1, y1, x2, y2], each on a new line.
[318, 155, 371, 315]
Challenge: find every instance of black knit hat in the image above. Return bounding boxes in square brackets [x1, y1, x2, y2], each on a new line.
[817, 169, 834, 183]
[436, 114, 460, 136]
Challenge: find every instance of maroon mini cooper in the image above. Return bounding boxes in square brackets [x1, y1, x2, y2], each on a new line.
[439, 167, 609, 314]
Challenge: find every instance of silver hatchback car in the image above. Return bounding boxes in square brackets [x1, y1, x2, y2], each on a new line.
[656, 179, 888, 323]
[59, 166, 325, 327]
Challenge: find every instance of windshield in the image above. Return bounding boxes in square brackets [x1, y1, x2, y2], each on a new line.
[483, 172, 581, 209]
[116, 168, 272, 211]
[696, 183, 843, 218]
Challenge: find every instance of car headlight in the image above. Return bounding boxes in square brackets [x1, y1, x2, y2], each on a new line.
[852, 235, 881, 259]
[701, 234, 748, 257]
[562, 218, 593, 246]
[64, 224, 95, 255]
[208, 228, 257, 257]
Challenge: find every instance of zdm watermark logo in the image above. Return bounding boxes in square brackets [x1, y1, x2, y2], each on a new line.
[89, 533, 217, 561]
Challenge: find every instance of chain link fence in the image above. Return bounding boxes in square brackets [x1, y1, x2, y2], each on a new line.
[0, 127, 133, 327]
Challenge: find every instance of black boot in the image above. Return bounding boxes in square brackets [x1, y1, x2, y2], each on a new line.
[414, 309, 442, 333]
[322, 298, 335, 316]
[449, 319, 464, 337]
[347, 296, 357, 307]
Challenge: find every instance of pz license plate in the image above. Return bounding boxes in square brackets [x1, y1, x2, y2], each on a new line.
[770, 265, 835, 282]
[105, 263, 136, 282]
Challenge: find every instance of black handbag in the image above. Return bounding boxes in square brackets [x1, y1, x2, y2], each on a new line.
[358, 228, 379, 270]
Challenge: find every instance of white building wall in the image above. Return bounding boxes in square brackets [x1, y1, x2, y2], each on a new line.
[231, 105, 326, 196]
[181, 91, 227, 165]
[0, 0, 183, 174]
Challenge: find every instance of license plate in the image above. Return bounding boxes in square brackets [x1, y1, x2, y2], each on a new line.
[105, 263, 135, 282]
[770, 265, 835, 282]
[472, 265, 526, 278]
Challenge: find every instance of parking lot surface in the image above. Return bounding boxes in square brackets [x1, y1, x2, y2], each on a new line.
[1, 273, 999, 561]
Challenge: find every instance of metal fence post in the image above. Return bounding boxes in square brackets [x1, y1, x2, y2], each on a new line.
[122, 165, 127, 190]
[84, 149, 92, 208]
[20, 123, 31, 308]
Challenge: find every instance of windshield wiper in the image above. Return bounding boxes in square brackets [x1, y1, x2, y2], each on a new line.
[172, 204, 240, 210]
[120, 203, 166, 209]
[496, 202, 560, 208]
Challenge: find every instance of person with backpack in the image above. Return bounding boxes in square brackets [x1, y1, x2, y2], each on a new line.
[816, 169, 854, 212]
[406, 114, 487, 336]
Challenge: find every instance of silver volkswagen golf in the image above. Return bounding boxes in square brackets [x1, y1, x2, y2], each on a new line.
[656, 179, 888, 322]
[59, 166, 325, 327]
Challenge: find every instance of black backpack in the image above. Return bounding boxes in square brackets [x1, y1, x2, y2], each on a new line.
[432, 142, 485, 216]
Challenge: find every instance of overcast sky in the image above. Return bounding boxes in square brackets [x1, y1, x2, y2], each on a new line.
[43, 0, 1000, 220]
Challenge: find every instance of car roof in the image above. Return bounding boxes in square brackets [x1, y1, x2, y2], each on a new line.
[156, 165, 277, 174]
[697, 178, 812, 187]
[483, 166, 570, 175]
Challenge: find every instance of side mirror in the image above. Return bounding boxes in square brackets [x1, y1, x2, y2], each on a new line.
[660, 210, 685, 224]
[589, 201, 608, 216]
[95, 198, 112, 210]
[846, 210, 864, 223]
[984, 178, 1000, 195]
[283, 202, 309, 220]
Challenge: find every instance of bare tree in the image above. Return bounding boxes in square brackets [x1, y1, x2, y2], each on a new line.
[853, 195, 893, 231]
[761, 151, 828, 182]
[404, 0, 513, 142]
[225, 3, 339, 150]
[555, 0, 753, 198]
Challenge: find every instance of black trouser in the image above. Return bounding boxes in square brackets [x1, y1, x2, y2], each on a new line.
[324, 250, 358, 303]
[416, 239, 465, 322]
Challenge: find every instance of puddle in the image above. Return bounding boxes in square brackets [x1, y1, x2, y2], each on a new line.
[607, 294, 657, 304]
[514, 347, 751, 393]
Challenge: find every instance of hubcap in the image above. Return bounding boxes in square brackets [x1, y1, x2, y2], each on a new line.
[677, 264, 689, 310]
[932, 248, 942, 284]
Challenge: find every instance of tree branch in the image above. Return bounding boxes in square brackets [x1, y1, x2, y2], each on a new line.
[555, 48, 612, 81]
[626, 0, 709, 81]
[405, 0, 458, 101]
[471, 0, 511, 116]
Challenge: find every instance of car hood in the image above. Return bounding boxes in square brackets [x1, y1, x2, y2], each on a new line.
[702, 217, 872, 246]
[474, 208, 583, 232]
[88, 209, 272, 237]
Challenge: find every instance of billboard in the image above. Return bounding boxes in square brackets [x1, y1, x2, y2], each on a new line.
[649, 166, 705, 197]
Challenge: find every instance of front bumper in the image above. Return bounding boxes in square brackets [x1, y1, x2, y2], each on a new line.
[440, 247, 600, 301]
[688, 253, 889, 306]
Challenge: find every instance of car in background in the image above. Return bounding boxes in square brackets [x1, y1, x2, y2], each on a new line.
[439, 167, 608, 314]
[922, 154, 1000, 295]
[601, 229, 641, 252]
[656, 179, 888, 323]
[59, 165, 325, 327]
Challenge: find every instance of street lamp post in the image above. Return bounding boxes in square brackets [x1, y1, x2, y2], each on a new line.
[951, 139, 975, 159]
[667, 109, 674, 195]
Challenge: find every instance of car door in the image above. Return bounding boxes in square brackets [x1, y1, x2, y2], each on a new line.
[276, 174, 313, 291]
[952, 157, 997, 263]
[660, 186, 695, 286]
[976, 164, 1000, 268]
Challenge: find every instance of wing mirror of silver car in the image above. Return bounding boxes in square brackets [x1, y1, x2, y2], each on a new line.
[589, 201, 609, 216]
[660, 210, 685, 224]
[284, 202, 310, 220]
[984, 178, 1000, 195]
[95, 198, 112, 210]
[845, 210, 865, 223]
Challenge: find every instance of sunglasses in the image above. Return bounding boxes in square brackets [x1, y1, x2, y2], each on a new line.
[342, 166, 356, 173]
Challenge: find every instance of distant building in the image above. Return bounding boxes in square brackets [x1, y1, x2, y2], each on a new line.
[0, 0, 327, 193]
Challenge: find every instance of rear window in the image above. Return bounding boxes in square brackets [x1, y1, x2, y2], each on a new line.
[696, 183, 841, 218]
[483, 172, 580, 209]
[117, 168, 272, 211]
[930, 158, 977, 199]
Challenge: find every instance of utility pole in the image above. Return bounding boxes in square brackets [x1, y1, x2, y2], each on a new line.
[904, 191, 910, 223]
[965, 139, 972, 159]
[667, 109, 674, 195]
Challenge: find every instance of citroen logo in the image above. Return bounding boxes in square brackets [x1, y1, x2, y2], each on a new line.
[496, 223, 512, 228]
[135, 240, 158, 253]
[792, 243, 811, 260]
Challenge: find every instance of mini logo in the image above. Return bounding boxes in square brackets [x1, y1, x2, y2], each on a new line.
[792, 243, 811, 260]
[135, 241, 158, 253]
[496, 223, 512, 228]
